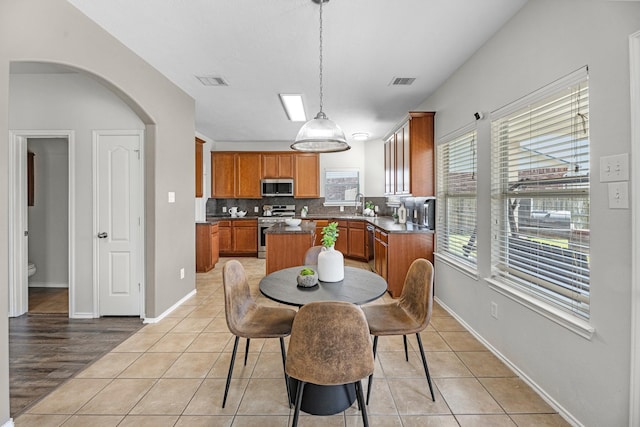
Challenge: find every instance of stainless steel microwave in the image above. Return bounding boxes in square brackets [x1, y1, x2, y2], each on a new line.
[261, 179, 294, 197]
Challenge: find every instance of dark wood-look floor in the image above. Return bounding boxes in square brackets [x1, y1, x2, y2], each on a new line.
[9, 305, 144, 416]
[28, 287, 69, 314]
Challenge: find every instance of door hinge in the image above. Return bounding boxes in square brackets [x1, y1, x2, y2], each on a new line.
[138, 283, 141, 292]
[134, 149, 140, 159]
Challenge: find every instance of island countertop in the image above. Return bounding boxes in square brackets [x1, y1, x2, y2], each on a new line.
[264, 221, 316, 234]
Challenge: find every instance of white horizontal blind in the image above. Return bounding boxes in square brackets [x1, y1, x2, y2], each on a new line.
[437, 128, 477, 267]
[490, 67, 590, 319]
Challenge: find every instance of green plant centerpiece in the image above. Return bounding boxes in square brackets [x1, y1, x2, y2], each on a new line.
[297, 266, 318, 288]
[317, 221, 344, 282]
[321, 221, 339, 248]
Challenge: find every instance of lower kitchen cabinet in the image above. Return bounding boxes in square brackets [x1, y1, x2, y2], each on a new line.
[375, 228, 434, 298]
[196, 222, 219, 272]
[219, 219, 258, 256]
[334, 220, 348, 254]
[347, 220, 366, 261]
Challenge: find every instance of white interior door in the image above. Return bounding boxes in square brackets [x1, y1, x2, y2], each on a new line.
[95, 131, 142, 316]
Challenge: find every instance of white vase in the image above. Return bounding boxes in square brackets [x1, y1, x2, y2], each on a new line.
[317, 245, 344, 282]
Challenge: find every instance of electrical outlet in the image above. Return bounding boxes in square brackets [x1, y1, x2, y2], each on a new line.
[254, 206, 259, 213]
[608, 182, 629, 209]
[340, 205, 344, 212]
[180, 268, 185, 279]
[600, 153, 629, 182]
[490, 302, 498, 319]
[222, 206, 227, 213]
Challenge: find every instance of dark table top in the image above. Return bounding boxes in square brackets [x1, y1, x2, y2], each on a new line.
[259, 265, 387, 307]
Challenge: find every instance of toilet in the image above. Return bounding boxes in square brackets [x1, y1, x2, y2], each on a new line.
[28, 262, 36, 278]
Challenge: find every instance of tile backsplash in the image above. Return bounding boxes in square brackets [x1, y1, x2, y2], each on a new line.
[206, 196, 392, 217]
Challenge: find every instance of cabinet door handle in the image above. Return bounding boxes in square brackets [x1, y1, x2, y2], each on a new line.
[97, 232, 108, 239]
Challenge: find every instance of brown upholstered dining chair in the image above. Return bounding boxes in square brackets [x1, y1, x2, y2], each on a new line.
[361, 258, 435, 404]
[303, 245, 323, 265]
[222, 260, 297, 408]
[286, 301, 374, 427]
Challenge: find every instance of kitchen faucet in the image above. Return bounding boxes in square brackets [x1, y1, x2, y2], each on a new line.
[354, 192, 365, 216]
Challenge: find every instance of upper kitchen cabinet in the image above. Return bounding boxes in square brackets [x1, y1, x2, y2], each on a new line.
[262, 152, 294, 178]
[236, 152, 262, 198]
[293, 153, 319, 198]
[195, 137, 205, 197]
[211, 152, 262, 199]
[385, 111, 435, 196]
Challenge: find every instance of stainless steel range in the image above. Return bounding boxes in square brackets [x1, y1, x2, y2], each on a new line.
[257, 204, 296, 259]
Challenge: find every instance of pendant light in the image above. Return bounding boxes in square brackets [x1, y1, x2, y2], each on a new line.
[291, 0, 350, 153]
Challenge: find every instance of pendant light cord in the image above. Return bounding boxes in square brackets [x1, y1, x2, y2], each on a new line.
[318, 0, 324, 115]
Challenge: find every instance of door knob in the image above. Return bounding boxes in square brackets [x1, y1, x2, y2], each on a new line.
[98, 232, 108, 239]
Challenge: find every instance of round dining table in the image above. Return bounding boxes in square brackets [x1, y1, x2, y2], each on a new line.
[259, 265, 388, 415]
[259, 265, 387, 307]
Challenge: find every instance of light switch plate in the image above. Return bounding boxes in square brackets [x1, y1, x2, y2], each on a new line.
[168, 192, 175, 203]
[600, 153, 629, 182]
[608, 182, 629, 209]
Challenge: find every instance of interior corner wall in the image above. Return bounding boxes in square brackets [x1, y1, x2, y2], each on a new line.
[0, 0, 196, 423]
[416, 1, 640, 425]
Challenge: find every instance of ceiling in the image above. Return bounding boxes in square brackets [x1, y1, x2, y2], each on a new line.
[63, 0, 527, 145]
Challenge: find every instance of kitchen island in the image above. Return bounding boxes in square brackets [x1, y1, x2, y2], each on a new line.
[264, 221, 316, 274]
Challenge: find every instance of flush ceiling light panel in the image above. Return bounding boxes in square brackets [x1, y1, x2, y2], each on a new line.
[279, 94, 307, 122]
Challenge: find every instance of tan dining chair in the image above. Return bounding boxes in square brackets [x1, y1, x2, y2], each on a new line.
[286, 301, 374, 427]
[303, 245, 323, 265]
[361, 258, 435, 404]
[222, 260, 297, 408]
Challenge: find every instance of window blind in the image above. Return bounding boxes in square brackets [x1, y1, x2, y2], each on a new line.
[437, 128, 478, 267]
[490, 67, 590, 319]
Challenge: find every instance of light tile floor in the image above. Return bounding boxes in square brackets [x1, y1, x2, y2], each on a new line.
[15, 257, 571, 427]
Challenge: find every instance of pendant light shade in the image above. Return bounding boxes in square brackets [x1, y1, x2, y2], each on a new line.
[291, 0, 350, 153]
[292, 111, 349, 153]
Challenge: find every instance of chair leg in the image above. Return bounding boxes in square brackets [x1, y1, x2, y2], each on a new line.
[279, 337, 291, 408]
[244, 338, 250, 366]
[355, 380, 369, 427]
[291, 380, 306, 427]
[223, 335, 240, 408]
[403, 335, 409, 361]
[415, 333, 435, 402]
[366, 335, 379, 405]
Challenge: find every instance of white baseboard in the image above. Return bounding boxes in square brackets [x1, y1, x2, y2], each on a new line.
[2, 418, 14, 427]
[28, 282, 69, 288]
[70, 312, 95, 319]
[434, 296, 583, 427]
[143, 289, 197, 324]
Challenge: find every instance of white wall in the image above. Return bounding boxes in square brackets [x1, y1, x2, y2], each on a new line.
[27, 138, 69, 288]
[417, 1, 640, 425]
[12, 75, 144, 305]
[1, 0, 196, 423]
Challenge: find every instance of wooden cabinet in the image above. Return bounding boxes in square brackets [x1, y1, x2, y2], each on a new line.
[236, 153, 262, 198]
[211, 152, 236, 198]
[385, 111, 435, 196]
[347, 221, 367, 260]
[334, 220, 348, 254]
[211, 152, 262, 198]
[262, 153, 294, 178]
[195, 137, 205, 197]
[266, 228, 315, 274]
[385, 230, 434, 298]
[294, 153, 320, 198]
[374, 228, 388, 281]
[196, 223, 219, 272]
[219, 219, 258, 256]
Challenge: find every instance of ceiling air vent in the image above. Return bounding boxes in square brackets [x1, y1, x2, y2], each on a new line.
[196, 75, 229, 86]
[389, 77, 416, 86]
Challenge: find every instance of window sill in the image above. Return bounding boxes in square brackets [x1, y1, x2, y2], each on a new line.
[485, 277, 595, 340]
[434, 253, 479, 281]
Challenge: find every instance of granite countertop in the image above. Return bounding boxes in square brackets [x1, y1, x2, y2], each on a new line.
[202, 213, 433, 234]
[264, 221, 316, 234]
